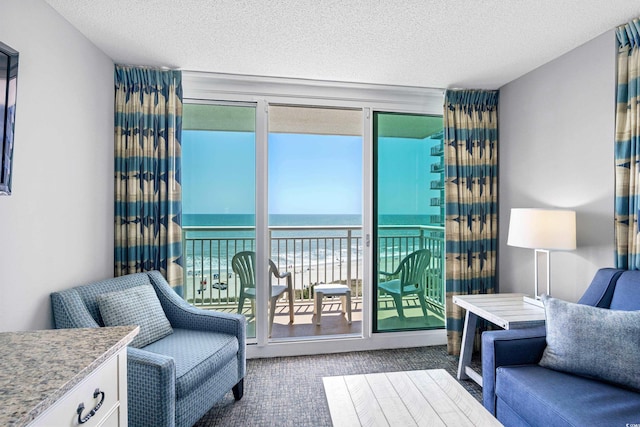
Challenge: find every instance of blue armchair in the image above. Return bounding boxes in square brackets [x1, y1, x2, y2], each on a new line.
[51, 271, 246, 427]
[482, 268, 640, 426]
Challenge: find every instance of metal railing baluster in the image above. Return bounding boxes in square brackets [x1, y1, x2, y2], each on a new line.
[181, 224, 445, 310]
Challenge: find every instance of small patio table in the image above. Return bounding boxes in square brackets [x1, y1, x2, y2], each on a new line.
[314, 283, 352, 325]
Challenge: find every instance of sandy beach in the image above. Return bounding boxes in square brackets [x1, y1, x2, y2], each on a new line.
[183, 258, 363, 303]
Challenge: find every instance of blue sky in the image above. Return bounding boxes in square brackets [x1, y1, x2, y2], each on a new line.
[182, 130, 438, 216]
[378, 136, 434, 215]
[268, 133, 362, 214]
[182, 131, 256, 214]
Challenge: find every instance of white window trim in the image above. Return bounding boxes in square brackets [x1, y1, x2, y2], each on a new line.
[183, 71, 443, 113]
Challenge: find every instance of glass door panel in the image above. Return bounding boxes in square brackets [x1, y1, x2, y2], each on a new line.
[182, 103, 257, 339]
[373, 112, 445, 332]
[268, 105, 363, 339]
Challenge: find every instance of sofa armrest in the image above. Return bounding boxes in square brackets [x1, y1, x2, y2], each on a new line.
[51, 291, 100, 329]
[127, 347, 176, 427]
[481, 326, 547, 415]
[148, 272, 245, 335]
[147, 271, 247, 380]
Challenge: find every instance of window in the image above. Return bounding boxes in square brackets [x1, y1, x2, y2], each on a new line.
[182, 103, 257, 338]
[268, 105, 363, 339]
[182, 72, 444, 355]
[373, 112, 445, 332]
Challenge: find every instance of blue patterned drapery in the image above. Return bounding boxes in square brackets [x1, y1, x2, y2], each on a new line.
[444, 89, 499, 355]
[615, 18, 640, 270]
[114, 65, 183, 295]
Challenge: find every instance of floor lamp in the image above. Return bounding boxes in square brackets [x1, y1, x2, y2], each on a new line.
[507, 208, 577, 306]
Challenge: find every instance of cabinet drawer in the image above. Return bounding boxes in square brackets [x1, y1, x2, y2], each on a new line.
[98, 406, 120, 427]
[31, 353, 121, 427]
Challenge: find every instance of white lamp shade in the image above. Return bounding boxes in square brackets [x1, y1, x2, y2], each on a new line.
[507, 208, 577, 250]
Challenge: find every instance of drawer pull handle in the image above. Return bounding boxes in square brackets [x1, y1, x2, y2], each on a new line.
[76, 388, 105, 424]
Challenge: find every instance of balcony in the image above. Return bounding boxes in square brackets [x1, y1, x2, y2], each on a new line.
[182, 224, 445, 338]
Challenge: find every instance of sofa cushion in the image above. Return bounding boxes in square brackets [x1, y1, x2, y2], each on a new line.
[142, 328, 239, 398]
[539, 296, 640, 392]
[609, 271, 640, 310]
[496, 365, 640, 427]
[97, 284, 173, 348]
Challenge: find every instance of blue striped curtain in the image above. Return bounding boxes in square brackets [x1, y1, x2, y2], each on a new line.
[615, 18, 640, 270]
[444, 89, 499, 355]
[114, 65, 184, 295]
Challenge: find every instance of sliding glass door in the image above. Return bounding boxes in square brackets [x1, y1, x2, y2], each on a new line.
[181, 102, 258, 339]
[181, 105, 445, 339]
[267, 105, 363, 339]
[181, 102, 364, 341]
[180, 73, 446, 354]
[373, 112, 445, 332]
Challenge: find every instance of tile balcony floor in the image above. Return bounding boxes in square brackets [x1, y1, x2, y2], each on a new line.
[203, 297, 445, 339]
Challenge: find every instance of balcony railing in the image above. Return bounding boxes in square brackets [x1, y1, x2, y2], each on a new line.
[182, 224, 444, 310]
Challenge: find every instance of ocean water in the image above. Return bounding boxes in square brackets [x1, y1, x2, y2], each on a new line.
[183, 213, 439, 242]
[183, 213, 437, 228]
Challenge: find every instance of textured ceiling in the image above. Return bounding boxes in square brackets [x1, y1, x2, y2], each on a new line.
[44, 0, 640, 89]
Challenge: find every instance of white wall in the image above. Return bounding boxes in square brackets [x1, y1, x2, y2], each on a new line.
[498, 31, 616, 302]
[0, 0, 114, 331]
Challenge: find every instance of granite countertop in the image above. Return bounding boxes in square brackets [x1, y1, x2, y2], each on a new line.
[0, 326, 139, 427]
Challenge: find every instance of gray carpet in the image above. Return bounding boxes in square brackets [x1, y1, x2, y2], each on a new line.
[194, 345, 482, 426]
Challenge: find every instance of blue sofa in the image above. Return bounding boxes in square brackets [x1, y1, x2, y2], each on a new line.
[51, 271, 246, 427]
[482, 268, 640, 426]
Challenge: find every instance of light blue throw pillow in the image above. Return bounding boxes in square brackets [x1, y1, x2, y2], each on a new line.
[97, 284, 173, 348]
[539, 295, 640, 392]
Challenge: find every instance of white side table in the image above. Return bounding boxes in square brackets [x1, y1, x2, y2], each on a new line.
[453, 293, 545, 386]
[314, 284, 352, 325]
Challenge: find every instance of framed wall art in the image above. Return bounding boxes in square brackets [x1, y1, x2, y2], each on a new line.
[0, 41, 18, 196]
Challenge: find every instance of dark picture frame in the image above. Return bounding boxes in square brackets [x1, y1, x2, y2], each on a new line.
[0, 41, 18, 196]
